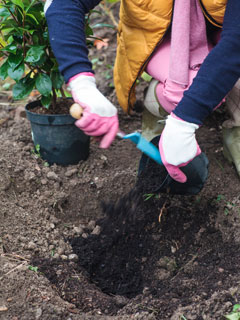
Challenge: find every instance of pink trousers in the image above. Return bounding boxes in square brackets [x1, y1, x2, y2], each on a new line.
[146, 32, 221, 114]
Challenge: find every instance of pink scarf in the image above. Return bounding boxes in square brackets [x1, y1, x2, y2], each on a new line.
[169, 0, 209, 86]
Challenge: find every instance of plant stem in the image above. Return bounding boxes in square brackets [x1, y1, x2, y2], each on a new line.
[52, 88, 57, 111]
[99, 1, 119, 29]
[2, 0, 20, 25]
[60, 87, 66, 98]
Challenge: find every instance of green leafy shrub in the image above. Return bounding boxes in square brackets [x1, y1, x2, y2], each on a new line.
[0, 0, 96, 110]
[0, 0, 65, 109]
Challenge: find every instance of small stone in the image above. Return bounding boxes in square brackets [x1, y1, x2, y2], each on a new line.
[73, 227, 84, 235]
[50, 216, 59, 224]
[49, 245, 55, 250]
[49, 223, 55, 230]
[154, 268, 170, 280]
[28, 241, 36, 250]
[53, 182, 60, 189]
[69, 179, 78, 187]
[88, 220, 96, 231]
[36, 308, 42, 319]
[91, 225, 101, 235]
[65, 168, 78, 177]
[46, 171, 58, 181]
[113, 295, 128, 307]
[61, 255, 68, 260]
[82, 233, 88, 239]
[23, 145, 32, 151]
[171, 246, 177, 254]
[57, 247, 65, 255]
[25, 172, 35, 181]
[68, 254, 78, 262]
[143, 287, 150, 295]
[218, 268, 224, 273]
[100, 155, 107, 161]
[53, 253, 60, 259]
[0, 306, 8, 312]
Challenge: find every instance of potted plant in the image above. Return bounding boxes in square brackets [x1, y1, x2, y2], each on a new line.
[0, 0, 90, 165]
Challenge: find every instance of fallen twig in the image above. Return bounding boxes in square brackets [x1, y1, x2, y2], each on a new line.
[1, 253, 30, 262]
[0, 262, 27, 281]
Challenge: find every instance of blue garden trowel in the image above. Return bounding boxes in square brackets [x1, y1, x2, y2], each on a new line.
[70, 103, 162, 164]
[117, 131, 162, 165]
[70, 103, 209, 195]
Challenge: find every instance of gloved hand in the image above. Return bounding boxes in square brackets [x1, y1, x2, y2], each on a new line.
[159, 113, 201, 183]
[68, 73, 119, 148]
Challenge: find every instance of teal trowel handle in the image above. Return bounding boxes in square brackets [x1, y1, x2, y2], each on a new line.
[69, 104, 162, 165]
[118, 131, 162, 165]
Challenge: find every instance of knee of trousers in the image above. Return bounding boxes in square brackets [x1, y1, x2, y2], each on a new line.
[144, 79, 169, 119]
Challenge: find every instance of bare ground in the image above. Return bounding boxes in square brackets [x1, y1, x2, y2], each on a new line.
[1, 7, 240, 320]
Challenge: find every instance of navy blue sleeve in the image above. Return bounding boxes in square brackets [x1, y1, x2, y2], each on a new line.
[45, 0, 101, 82]
[174, 0, 240, 125]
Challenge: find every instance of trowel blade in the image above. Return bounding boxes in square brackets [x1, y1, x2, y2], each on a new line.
[122, 132, 163, 165]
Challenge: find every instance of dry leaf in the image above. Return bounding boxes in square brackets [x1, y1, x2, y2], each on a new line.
[94, 38, 109, 50]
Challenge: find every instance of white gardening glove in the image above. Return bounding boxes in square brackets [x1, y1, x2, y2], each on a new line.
[159, 113, 201, 183]
[68, 73, 119, 148]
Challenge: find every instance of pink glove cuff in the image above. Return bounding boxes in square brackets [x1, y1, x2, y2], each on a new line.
[159, 134, 201, 183]
[171, 112, 184, 121]
[68, 72, 94, 85]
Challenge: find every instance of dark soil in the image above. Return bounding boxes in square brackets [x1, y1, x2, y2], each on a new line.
[1, 4, 240, 320]
[29, 97, 74, 115]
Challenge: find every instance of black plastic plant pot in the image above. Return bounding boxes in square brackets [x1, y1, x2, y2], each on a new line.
[25, 101, 90, 165]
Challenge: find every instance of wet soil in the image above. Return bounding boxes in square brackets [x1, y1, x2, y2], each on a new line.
[1, 4, 240, 320]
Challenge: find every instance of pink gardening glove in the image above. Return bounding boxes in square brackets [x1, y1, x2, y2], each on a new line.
[68, 73, 119, 148]
[159, 113, 201, 183]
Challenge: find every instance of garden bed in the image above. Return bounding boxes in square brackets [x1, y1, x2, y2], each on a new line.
[1, 9, 240, 320]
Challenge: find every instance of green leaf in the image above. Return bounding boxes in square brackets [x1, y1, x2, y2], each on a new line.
[41, 95, 52, 108]
[26, 0, 38, 13]
[85, 25, 93, 37]
[0, 20, 19, 31]
[92, 23, 115, 29]
[233, 305, 240, 312]
[25, 45, 45, 63]
[11, 0, 24, 10]
[36, 73, 52, 96]
[12, 35, 23, 45]
[18, 27, 35, 35]
[2, 82, 11, 90]
[51, 71, 64, 89]
[12, 76, 35, 100]
[0, 7, 10, 18]
[7, 62, 24, 81]
[0, 43, 17, 54]
[141, 72, 152, 82]
[26, 13, 39, 24]
[0, 61, 9, 80]
[8, 51, 23, 69]
[28, 265, 38, 272]
[225, 314, 240, 320]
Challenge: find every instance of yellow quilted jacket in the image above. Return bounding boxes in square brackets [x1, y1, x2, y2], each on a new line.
[113, 0, 227, 113]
